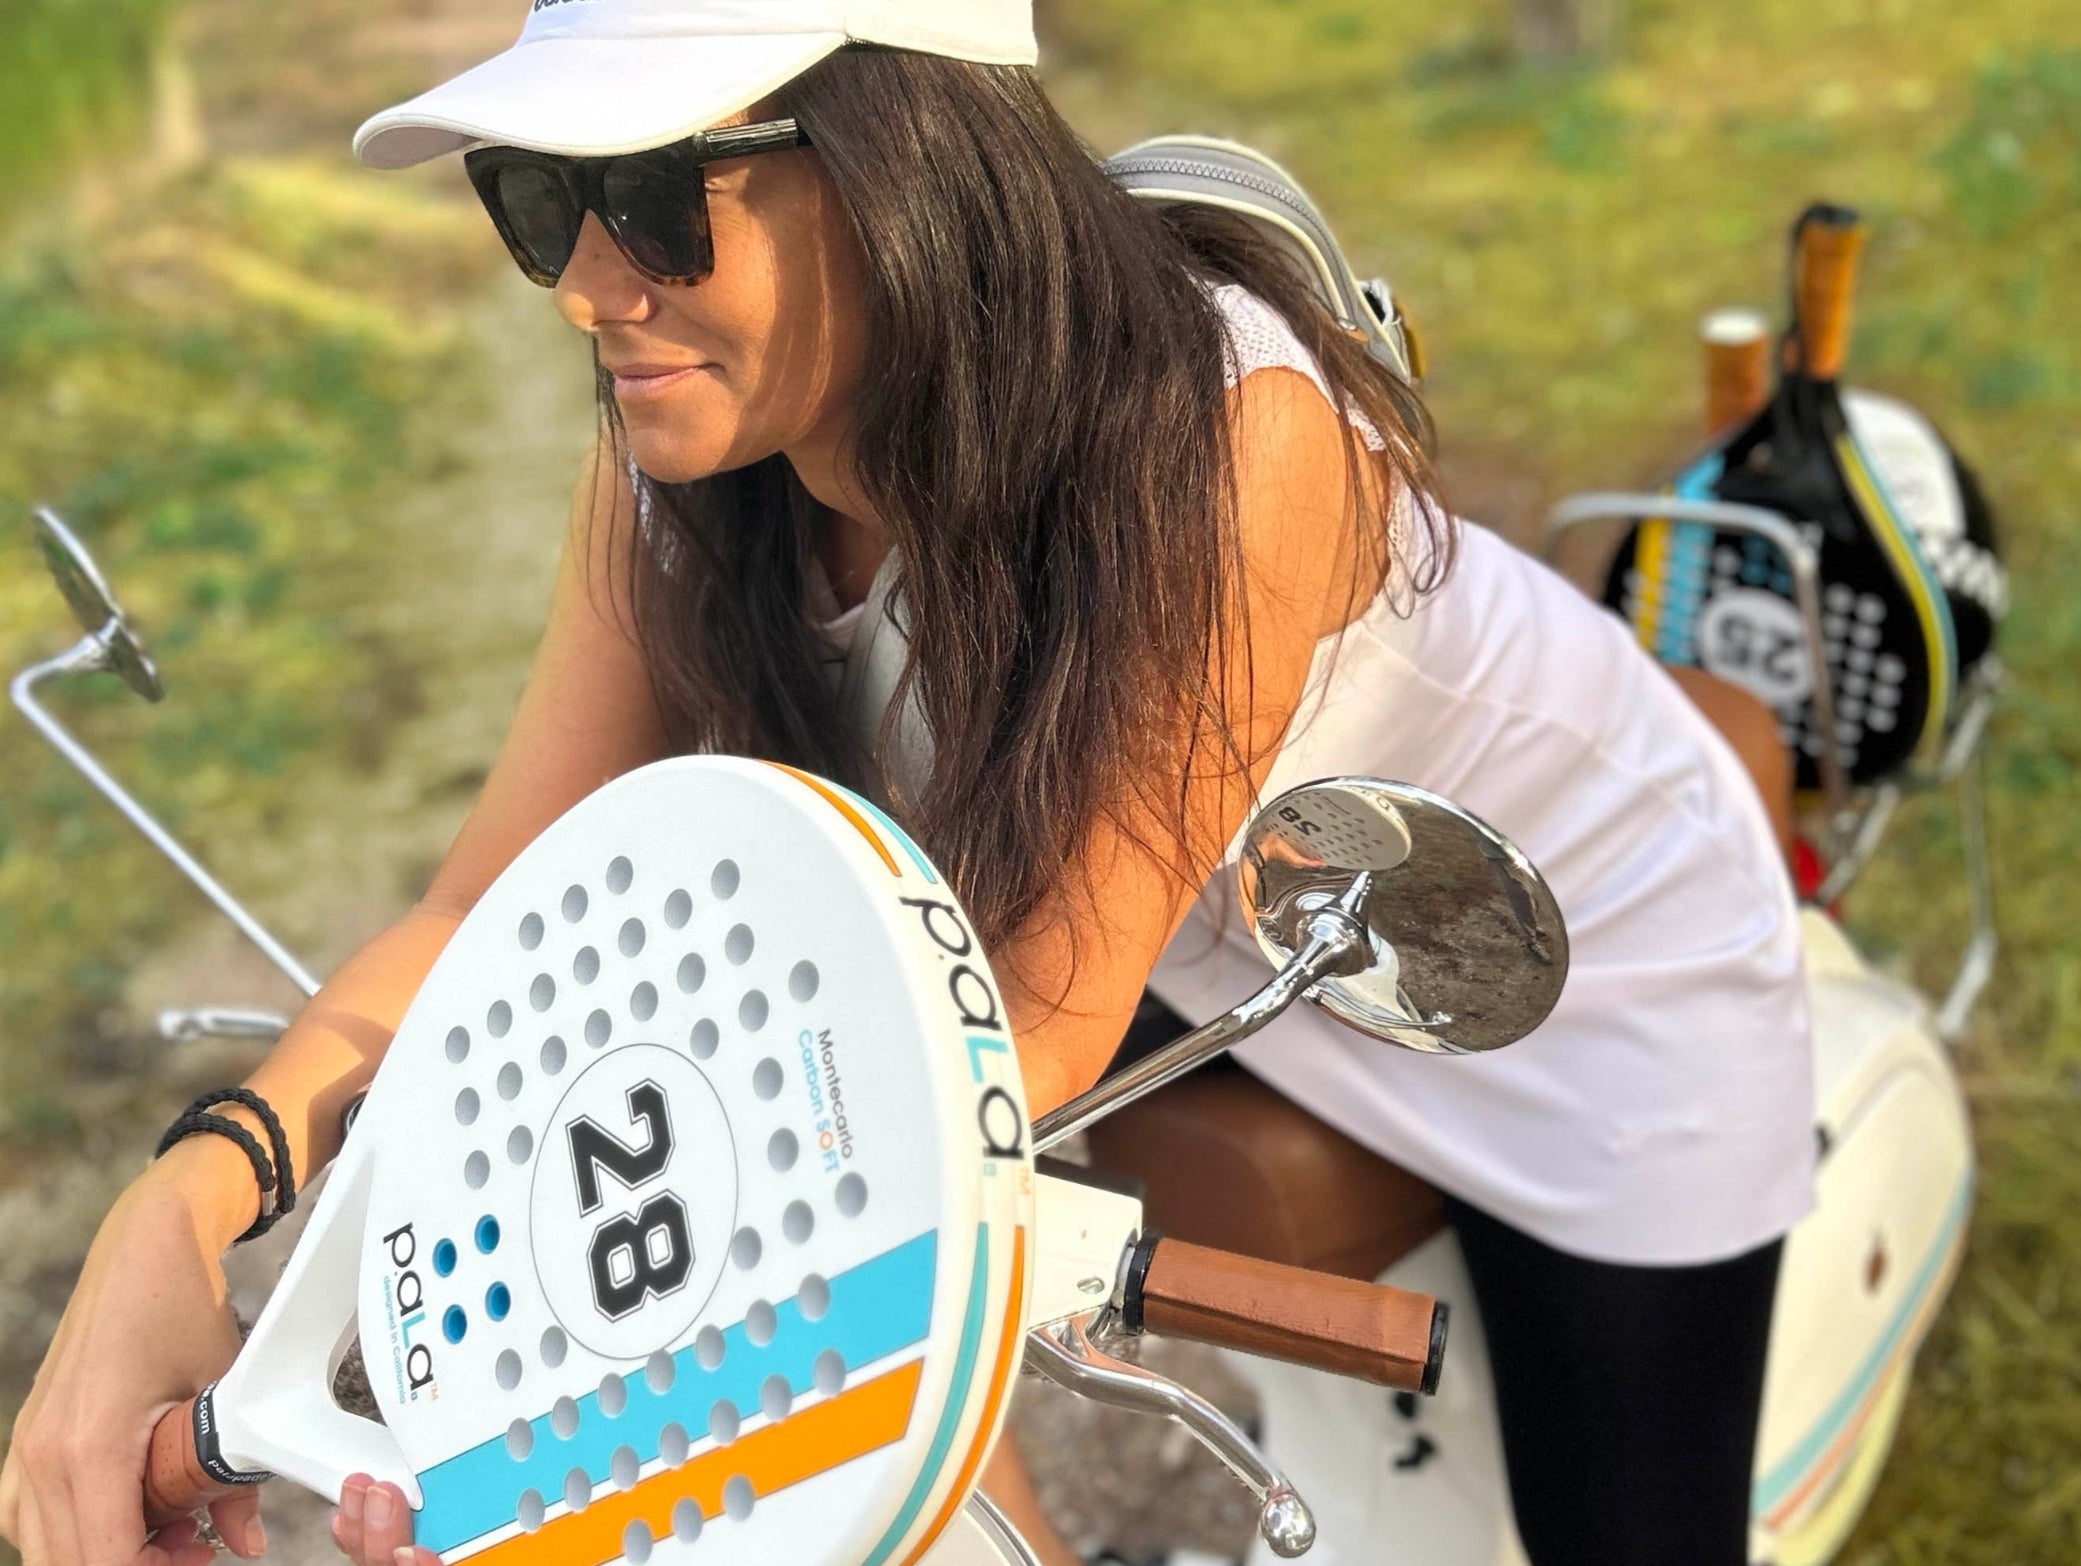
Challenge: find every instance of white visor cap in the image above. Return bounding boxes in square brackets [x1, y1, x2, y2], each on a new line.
[353, 0, 1038, 169]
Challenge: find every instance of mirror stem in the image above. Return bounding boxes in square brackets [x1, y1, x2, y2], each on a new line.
[1033, 905, 1370, 1153]
[11, 645, 322, 999]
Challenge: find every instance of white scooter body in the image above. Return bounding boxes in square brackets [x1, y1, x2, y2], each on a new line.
[1232, 907, 1974, 1566]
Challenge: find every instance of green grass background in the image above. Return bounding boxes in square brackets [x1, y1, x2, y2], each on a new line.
[1, 0, 2075, 1558]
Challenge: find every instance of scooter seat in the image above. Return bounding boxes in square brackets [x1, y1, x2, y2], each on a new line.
[1085, 1059, 1446, 1282]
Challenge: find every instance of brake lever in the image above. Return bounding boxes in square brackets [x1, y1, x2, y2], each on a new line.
[962, 1492, 1043, 1566]
[1024, 1312, 1316, 1558]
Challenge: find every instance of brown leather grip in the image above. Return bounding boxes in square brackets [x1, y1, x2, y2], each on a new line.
[1136, 1237, 1446, 1393]
[1701, 309, 1772, 433]
[1795, 208, 1865, 381]
[143, 1398, 230, 1527]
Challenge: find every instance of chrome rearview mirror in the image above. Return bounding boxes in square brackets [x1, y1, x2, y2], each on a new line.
[32, 507, 163, 701]
[1034, 777, 1568, 1153]
[1240, 778, 1567, 1055]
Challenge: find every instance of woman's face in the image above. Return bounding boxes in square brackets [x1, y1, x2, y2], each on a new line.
[553, 128, 870, 486]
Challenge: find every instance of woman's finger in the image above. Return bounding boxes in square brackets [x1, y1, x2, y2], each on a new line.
[334, 1474, 369, 1563]
[206, 1489, 266, 1560]
[357, 1482, 416, 1566]
[394, 1548, 442, 1566]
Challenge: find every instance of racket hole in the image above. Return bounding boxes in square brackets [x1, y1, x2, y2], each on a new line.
[477, 1215, 502, 1253]
[767, 1129, 798, 1172]
[518, 912, 544, 952]
[689, 1019, 720, 1060]
[814, 1349, 846, 1396]
[730, 1227, 763, 1270]
[789, 961, 819, 1002]
[605, 856, 634, 895]
[836, 1172, 869, 1218]
[708, 1401, 740, 1445]
[723, 1475, 754, 1522]
[517, 1490, 546, 1532]
[540, 1035, 567, 1075]
[443, 1306, 467, 1344]
[585, 1009, 612, 1048]
[752, 1058, 782, 1100]
[619, 918, 647, 958]
[610, 1445, 640, 1492]
[454, 1088, 480, 1127]
[562, 1467, 591, 1513]
[486, 1283, 512, 1322]
[746, 1300, 777, 1347]
[505, 1418, 533, 1461]
[445, 1026, 471, 1064]
[497, 1062, 523, 1101]
[659, 1422, 690, 1467]
[507, 1126, 534, 1165]
[464, 1151, 490, 1190]
[630, 982, 658, 1023]
[573, 946, 600, 985]
[550, 1395, 579, 1439]
[529, 974, 555, 1013]
[487, 1001, 512, 1039]
[562, 885, 588, 923]
[724, 924, 754, 965]
[711, 859, 740, 899]
[740, 991, 770, 1033]
[798, 1274, 830, 1322]
[541, 1328, 569, 1370]
[598, 1372, 628, 1418]
[432, 1239, 458, 1278]
[663, 889, 692, 929]
[622, 1519, 653, 1564]
[645, 1349, 676, 1394]
[759, 1375, 792, 1423]
[783, 1201, 814, 1246]
[495, 1349, 522, 1391]
[694, 1325, 725, 1371]
[676, 954, 707, 994]
[671, 1497, 703, 1542]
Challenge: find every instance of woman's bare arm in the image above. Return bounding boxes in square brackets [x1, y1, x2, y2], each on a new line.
[996, 369, 1374, 1114]
[173, 449, 671, 1245]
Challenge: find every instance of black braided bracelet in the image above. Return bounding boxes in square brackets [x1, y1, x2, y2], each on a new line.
[155, 1089, 296, 1243]
[187, 1087, 296, 1221]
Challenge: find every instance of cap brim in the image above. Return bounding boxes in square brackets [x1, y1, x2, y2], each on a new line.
[353, 30, 845, 169]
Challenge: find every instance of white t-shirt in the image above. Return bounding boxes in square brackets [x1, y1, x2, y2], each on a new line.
[1143, 287, 1815, 1265]
[823, 284, 1817, 1267]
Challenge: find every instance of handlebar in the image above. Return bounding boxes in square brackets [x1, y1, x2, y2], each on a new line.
[1120, 1234, 1447, 1395]
[1794, 204, 1864, 382]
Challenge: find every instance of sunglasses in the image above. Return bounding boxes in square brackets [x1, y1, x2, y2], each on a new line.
[464, 119, 812, 289]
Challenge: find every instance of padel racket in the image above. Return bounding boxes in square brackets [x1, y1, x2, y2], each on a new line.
[1603, 204, 2003, 787]
[146, 757, 1034, 1566]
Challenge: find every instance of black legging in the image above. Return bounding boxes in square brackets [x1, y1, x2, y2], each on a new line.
[1444, 1194, 1782, 1566]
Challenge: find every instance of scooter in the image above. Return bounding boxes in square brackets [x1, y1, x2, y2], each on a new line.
[13, 511, 1574, 1566]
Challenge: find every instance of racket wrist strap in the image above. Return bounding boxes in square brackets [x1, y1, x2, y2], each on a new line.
[191, 1383, 272, 1487]
[155, 1088, 296, 1244]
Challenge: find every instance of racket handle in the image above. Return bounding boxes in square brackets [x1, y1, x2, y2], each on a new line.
[143, 1387, 270, 1527]
[1794, 205, 1865, 381]
[1122, 1235, 1447, 1394]
[1701, 308, 1772, 433]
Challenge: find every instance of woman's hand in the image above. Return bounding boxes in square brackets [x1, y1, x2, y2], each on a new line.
[0, 1144, 266, 1566]
[330, 1476, 437, 1566]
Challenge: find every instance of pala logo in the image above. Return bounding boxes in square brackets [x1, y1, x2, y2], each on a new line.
[383, 1223, 437, 1394]
[531, 0, 600, 11]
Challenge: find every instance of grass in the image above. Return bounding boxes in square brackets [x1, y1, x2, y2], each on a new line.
[0, 140, 491, 1132]
[0, 0, 174, 221]
[1046, 0, 2080, 1558]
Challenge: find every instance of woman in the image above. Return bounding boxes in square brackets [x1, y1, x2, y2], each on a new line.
[0, 4, 1812, 1565]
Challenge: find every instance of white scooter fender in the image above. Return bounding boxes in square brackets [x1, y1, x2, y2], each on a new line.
[1232, 908, 1974, 1566]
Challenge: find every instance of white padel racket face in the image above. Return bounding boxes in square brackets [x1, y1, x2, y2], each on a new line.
[217, 759, 1034, 1566]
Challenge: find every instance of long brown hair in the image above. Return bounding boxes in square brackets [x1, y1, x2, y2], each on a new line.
[600, 48, 1448, 955]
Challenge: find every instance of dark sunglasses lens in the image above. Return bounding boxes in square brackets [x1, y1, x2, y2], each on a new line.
[491, 163, 581, 281]
[599, 159, 713, 282]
